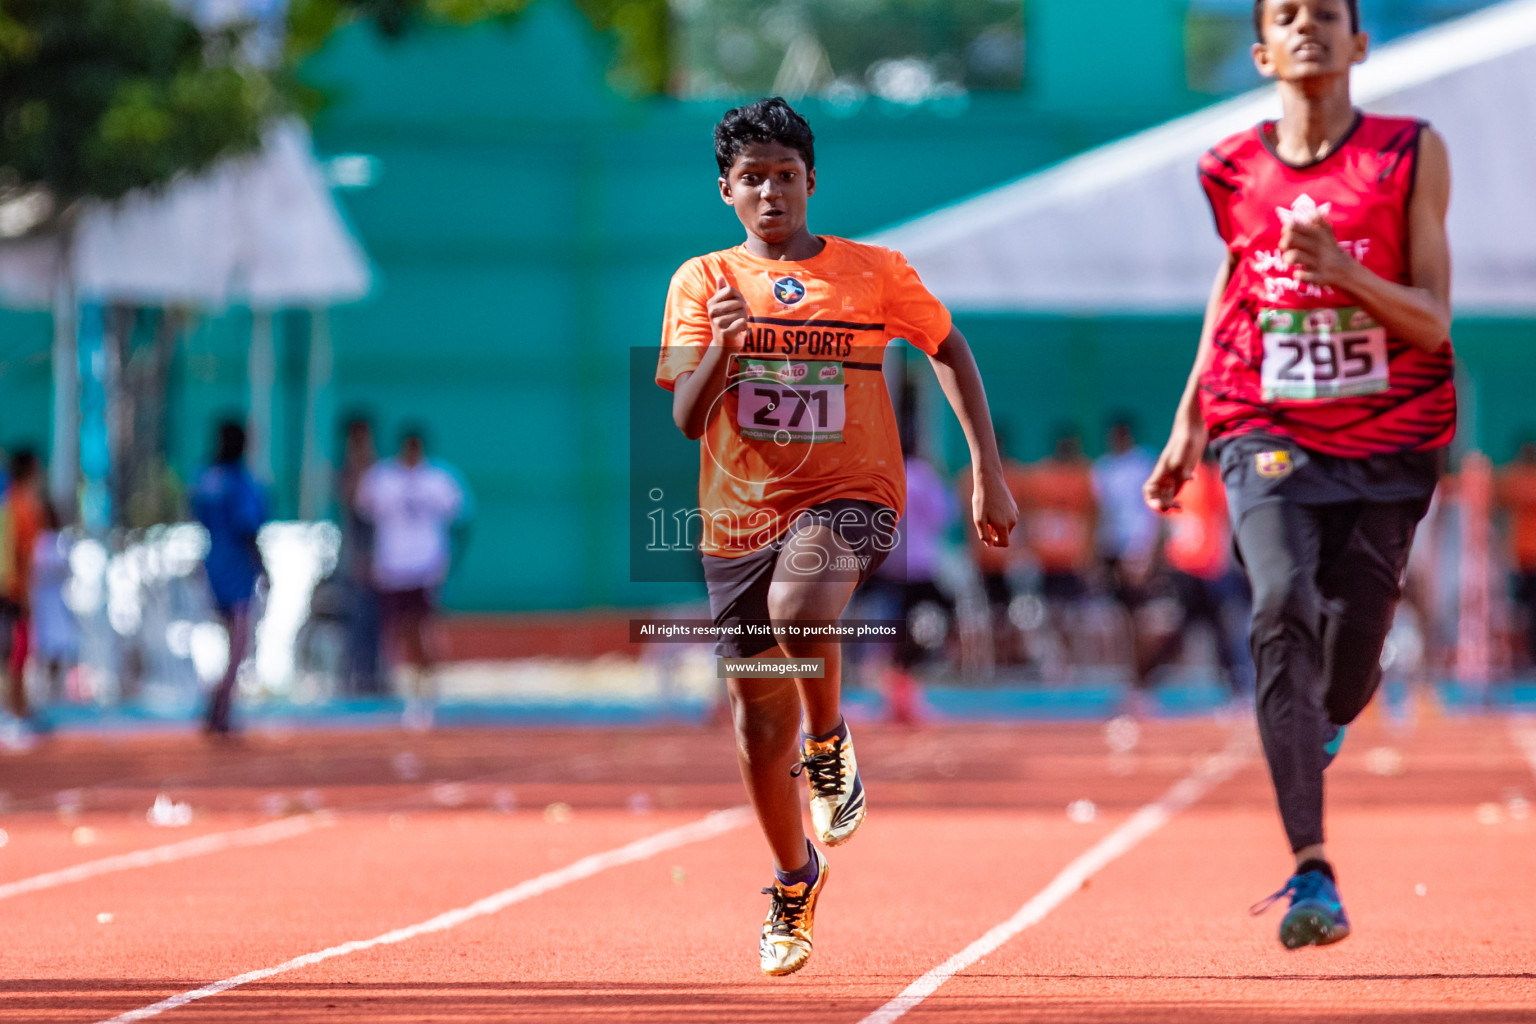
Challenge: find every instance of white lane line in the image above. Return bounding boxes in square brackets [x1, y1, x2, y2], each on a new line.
[0, 813, 335, 902]
[1512, 718, 1536, 778]
[858, 735, 1252, 1024]
[95, 805, 753, 1024]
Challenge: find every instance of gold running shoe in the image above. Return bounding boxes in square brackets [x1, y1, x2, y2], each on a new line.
[793, 727, 866, 846]
[759, 846, 829, 976]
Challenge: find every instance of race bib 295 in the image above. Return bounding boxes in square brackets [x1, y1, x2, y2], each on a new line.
[1259, 306, 1389, 402]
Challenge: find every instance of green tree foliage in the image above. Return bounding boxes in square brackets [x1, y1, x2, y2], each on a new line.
[672, 0, 1024, 101]
[0, 0, 275, 211]
[0, 0, 671, 216]
[288, 0, 670, 96]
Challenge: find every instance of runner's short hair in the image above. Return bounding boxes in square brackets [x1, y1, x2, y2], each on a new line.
[8, 447, 38, 482]
[715, 98, 815, 176]
[1253, 0, 1360, 41]
[399, 422, 429, 448]
[214, 420, 246, 465]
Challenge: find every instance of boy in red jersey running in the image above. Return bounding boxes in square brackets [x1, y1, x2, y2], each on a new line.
[658, 98, 1017, 976]
[1145, 0, 1454, 949]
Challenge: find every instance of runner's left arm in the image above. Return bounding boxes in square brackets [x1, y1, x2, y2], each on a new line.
[927, 327, 1019, 548]
[1280, 128, 1452, 353]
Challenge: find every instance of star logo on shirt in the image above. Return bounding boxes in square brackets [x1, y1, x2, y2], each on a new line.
[1277, 193, 1333, 228]
[772, 276, 806, 305]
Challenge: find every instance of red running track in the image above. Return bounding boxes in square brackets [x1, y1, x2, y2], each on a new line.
[1, 706, 1533, 1022]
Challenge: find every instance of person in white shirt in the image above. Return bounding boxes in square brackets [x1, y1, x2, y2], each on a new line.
[355, 427, 467, 730]
[1094, 418, 1159, 571]
[1093, 417, 1162, 712]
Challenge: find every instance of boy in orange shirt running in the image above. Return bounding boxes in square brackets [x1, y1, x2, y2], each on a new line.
[657, 98, 1017, 975]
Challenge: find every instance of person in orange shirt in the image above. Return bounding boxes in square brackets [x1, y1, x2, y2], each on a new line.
[2, 450, 44, 721]
[1013, 428, 1097, 675]
[1142, 451, 1250, 699]
[1497, 439, 1536, 667]
[1022, 428, 1097, 599]
[657, 98, 1017, 976]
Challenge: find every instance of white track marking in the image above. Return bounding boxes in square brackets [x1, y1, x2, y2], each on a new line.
[859, 735, 1251, 1024]
[1512, 718, 1536, 779]
[94, 806, 753, 1024]
[0, 744, 642, 899]
[0, 813, 335, 902]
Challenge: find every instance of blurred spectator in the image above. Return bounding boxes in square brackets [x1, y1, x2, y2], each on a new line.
[957, 433, 1031, 664]
[873, 452, 957, 723]
[1497, 438, 1536, 667]
[357, 425, 468, 731]
[191, 420, 269, 738]
[1093, 417, 1161, 688]
[1138, 453, 1251, 699]
[1019, 426, 1097, 672]
[2, 450, 45, 722]
[1022, 427, 1097, 602]
[337, 415, 383, 695]
[29, 499, 78, 703]
[1094, 416, 1160, 571]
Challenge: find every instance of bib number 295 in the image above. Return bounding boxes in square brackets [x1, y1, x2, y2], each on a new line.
[1260, 307, 1389, 402]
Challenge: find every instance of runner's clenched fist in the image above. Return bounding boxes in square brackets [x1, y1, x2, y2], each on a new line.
[708, 276, 749, 346]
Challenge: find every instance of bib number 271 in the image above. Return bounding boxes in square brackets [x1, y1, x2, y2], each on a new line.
[735, 358, 846, 443]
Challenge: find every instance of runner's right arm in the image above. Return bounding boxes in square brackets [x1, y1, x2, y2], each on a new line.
[1143, 251, 1238, 513]
[672, 277, 747, 440]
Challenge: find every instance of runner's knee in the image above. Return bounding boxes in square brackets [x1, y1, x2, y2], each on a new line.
[730, 700, 797, 762]
[1248, 568, 1319, 648]
[767, 579, 851, 625]
[1321, 604, 1393, 724]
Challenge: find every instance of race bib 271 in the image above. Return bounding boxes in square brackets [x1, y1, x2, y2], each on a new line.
[734, 357, 846, 443]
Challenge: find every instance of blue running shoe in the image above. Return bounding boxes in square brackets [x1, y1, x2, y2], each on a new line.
[1323, 723, 1346, 768]
[1250, 868, 1352, 949]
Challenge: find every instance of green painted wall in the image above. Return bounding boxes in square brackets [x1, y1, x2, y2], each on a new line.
[291, 0, 1211, 612]
[0, 311, 52, 459]
[2, 0, 1530, 614]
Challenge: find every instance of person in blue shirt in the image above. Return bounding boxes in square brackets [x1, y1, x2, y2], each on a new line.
[191, 420, 268, 737]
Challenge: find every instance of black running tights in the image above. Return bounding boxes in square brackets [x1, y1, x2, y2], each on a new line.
[1234, 496, 1429, 852]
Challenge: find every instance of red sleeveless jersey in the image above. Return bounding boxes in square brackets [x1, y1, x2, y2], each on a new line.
[1197, 114, 1455, 458]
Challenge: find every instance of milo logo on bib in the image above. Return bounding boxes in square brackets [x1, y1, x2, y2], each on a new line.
[734, 356, 846, 444]
[1259, 305, 1390, 402]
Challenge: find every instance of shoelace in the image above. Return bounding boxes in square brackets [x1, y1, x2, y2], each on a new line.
[1249, 871, 1332, 916]
[790, 742, 845, 796]
[761, 884, 811, 936]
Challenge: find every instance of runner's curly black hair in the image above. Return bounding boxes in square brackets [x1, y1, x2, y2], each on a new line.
[714, 98, 815, 176]
[1253, 0, 1360, 41]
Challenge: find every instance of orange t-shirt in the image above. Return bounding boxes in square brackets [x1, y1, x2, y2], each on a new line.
[1497, 464, 1536, 570]
[6, 488, 42, 603]
[957, 460, 1031, 575]
[657, 236, 952, 557]
[1162, 460, 1230, 581]
[1020, 459, 1096, 573]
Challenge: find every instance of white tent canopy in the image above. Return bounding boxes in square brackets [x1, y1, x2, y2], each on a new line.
[0, 119, 370, 310]
[0, 118, 369, 522]
[872, 0, 1536, 315]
